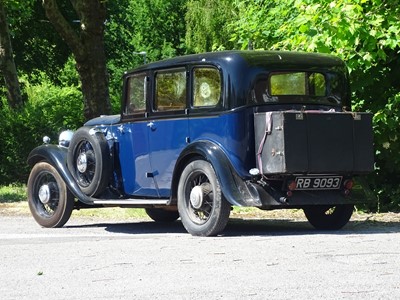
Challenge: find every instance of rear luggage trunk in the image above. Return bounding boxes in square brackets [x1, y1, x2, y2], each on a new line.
[254, 111, 374, 175]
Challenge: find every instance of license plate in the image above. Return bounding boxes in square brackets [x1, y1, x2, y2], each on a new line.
[295, 176, 342, 190]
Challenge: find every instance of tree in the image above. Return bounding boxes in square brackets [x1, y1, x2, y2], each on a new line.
[105, 0, 188, 107]
[0, 1, 22, 109]
[106, 0, 187, 61]
[9, 1, 72, 85]
[185, 0, 237, 53]
[42, 0, 111, 120]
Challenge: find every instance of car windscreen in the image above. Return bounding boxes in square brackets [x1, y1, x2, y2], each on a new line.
[252, 71, 344, 106]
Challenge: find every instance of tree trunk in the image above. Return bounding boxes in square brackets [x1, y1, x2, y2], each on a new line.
[42, 0, 111, 120]
[76, 40, 111, 120]
[0, 2, 23, 109]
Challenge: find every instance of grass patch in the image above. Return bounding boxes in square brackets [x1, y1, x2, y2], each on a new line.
[0, 184, 27, 203]
[72, 207, 149, 220]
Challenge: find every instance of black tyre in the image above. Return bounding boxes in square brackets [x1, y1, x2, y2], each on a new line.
[178, 160, 230, 236]
[145, 208, 180, 222]
[303, 204, 354, 230]
[28, 162, 74, 228]
[67, 127, 111, 197]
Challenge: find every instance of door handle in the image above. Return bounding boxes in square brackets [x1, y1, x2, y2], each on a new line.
[117, 125, 125, 134]
[147, 122, 156, 131]
[117, 125, 131, 134]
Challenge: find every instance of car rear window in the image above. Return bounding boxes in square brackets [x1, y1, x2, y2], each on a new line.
[252, 71, 344, 106]
[270, 72, 326, 96]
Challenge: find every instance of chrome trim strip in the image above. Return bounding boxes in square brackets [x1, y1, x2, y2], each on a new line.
[93, 199, 169, 205]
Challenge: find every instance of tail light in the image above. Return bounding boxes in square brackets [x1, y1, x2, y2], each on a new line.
[287, 180, 297, 191]
[286, 180, 297, 198]
[344, 179, 354, 190]
[343, 179, 354, 196]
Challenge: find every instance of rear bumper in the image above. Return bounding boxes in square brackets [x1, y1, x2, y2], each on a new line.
[245, 180, 371, 209]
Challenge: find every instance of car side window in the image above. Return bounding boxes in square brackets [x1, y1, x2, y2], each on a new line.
[125, 74, 146, 114]
[193, 68, 221, 107]
[155, 69, 186, 111]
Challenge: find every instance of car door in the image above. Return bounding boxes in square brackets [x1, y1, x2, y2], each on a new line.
[147, 68, 189, 197]
[116, 73, 159, 197]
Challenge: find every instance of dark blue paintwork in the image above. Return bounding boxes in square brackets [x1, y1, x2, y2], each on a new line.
[114, 117, 189, 197]
[114, 120, 156, 196]
[114, 109, 259, 199]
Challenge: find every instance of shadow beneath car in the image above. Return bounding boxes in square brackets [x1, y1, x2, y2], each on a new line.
[66, 219, 187, 234]
[66, 217, 400, 237]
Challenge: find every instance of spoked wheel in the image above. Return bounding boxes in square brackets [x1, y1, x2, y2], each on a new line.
[145, 208, 180, 222]
[303, 204, 354, 230]
[67, 127, 111, 196]
[178, 160, 230, 236]
[28, 162, 74, 228]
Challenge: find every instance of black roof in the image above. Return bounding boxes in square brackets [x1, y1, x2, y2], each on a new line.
[126, 50, 346, 75]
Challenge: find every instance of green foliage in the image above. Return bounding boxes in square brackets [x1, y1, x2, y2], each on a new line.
[7, 1, 72, 84]
[0, 184, 26, 203]
[57, 56, 80, 88]
[121, 0, 187, 60]
[371, 92, 400, 211]
[105, 0, 188, 111]
[0, 74, 83, 184]
[3, 0, 34, 21]
[185, 0, 237, 52]
[230, 0, 400, 210]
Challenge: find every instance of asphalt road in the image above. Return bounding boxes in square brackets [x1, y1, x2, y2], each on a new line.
[0, 214, 399, 300]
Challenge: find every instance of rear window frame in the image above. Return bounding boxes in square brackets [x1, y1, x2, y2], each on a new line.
[250, 70, 345, 106]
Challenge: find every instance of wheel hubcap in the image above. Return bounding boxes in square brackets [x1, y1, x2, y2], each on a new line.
[190, 186, 204, 209]
[190, 183, 212, 210]
[77, 153, 87, 173]
[38, 184, 51, 204]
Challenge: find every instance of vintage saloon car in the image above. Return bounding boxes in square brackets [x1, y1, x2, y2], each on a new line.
[27, 51, 374, 236]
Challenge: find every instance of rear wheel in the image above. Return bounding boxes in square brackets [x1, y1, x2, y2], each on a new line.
[28, 162, 74, 228]
[178, 160, 230, 236]
[145, 208, 179, 222]
[303, 204, 354, 230]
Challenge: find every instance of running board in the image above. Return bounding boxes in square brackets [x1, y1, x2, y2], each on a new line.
[93, 199, 169, 206]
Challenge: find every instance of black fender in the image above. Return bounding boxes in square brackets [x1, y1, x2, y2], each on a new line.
[170, 140, 273, 207]
[27, 145, 94, 205]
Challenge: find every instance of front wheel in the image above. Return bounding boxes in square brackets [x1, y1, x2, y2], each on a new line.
[303, 204, 354, 230]
[178, 160, 230, 236]
[28, 162, 74, 228]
